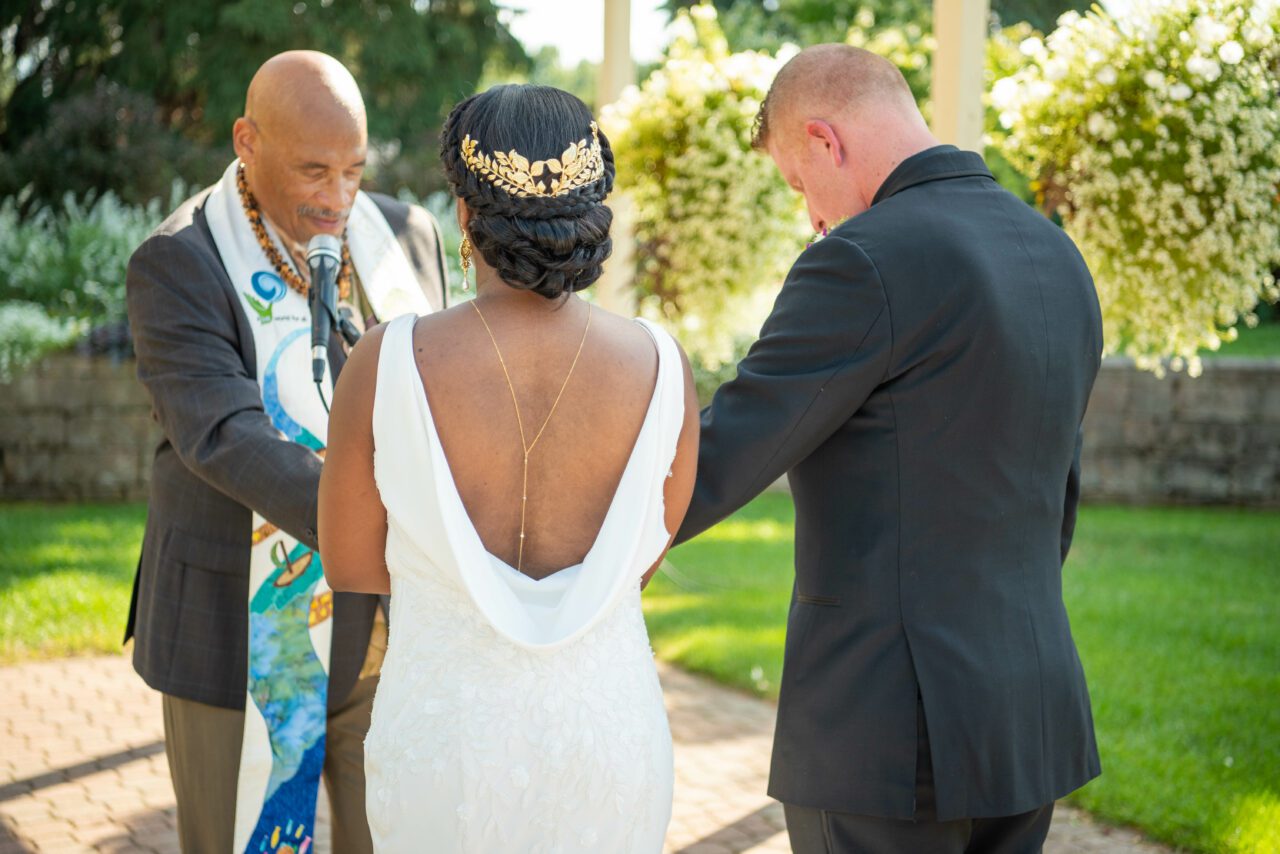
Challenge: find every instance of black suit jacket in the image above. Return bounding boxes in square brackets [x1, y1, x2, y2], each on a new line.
[675, 146, 1103, 821]
[124, 186, 447, 711]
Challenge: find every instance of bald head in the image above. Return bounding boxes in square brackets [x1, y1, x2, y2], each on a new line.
[753, 44, 917, 151]
[233, 51, 369, 255]
[245, 50, 366, 139]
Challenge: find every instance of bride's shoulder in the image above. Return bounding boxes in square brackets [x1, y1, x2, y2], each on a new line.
[587, 308, 667, 355]
[591, 309, 693, 384]
[405, 303, 480, 348]
[346, 319, 393, 365]
[587, 306, 666, 343]
[416, 301, 473, 329]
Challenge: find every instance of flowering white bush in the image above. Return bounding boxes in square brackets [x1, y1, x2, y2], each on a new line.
[601, 5, 808, 369]
[0, 189, 173, 321]
[993, 1, 1280, 375]
[0, 302, 84, 383]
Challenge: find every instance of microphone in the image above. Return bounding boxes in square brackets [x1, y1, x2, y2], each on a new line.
[307, 234, 342, 386]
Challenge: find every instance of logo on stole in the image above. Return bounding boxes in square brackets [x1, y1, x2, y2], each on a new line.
[244, 271, 288, 324]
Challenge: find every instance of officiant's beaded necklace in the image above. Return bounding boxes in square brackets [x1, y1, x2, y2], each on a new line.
[470, 300, 593, 573]
[236, 162, 354, 301]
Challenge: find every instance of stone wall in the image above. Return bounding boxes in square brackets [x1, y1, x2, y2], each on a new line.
[2, 354, 1278, 506]
[1081, 357, 1280, 506]
[0, 355, 160, 501]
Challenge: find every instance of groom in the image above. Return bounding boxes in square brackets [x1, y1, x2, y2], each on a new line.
[675, 45, 1103, 852]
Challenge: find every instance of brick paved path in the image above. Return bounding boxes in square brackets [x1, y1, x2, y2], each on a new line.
[0, 655, 1169, 853]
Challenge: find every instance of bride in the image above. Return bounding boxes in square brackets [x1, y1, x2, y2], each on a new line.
[318, 84, 700, 852]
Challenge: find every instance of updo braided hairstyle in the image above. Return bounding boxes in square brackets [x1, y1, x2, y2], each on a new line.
[440, 85, 616, 300]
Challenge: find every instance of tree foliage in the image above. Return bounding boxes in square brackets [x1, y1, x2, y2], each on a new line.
[661, 0, 1092, 50]
[991, 0, 1092, 31]
[481, 45, 599, 111]
[661, 0, 925, 51]
[0, 0, 525, 203]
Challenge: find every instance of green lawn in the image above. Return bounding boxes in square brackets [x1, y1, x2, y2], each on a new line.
[1, 497, 1276, 852]
[1203, 321, 1280, 359]
[0, 502, 146, 662]
[650, 494, 1279, 854]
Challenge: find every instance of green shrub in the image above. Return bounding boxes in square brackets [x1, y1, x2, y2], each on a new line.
[1, 190, 172, 320]
[0, 82, 224, 212]
[0, 187, 173, 377]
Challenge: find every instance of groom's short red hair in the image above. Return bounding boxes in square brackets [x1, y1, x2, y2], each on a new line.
[752, 44, 917, 151]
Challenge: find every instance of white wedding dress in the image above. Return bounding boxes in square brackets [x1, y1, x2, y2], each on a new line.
[363, 313, 681, 853]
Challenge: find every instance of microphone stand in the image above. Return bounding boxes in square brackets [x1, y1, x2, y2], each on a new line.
[312, 299, 364, 413]
[336, 313, 363, 349]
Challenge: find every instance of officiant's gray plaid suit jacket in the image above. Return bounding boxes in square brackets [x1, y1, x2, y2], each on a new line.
[675, 146, 1104, 822]
[124, 186, 447, 711]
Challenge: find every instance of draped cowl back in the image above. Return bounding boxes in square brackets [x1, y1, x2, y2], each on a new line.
[371, 312, 684, 648]
[363, 312, 682, 853]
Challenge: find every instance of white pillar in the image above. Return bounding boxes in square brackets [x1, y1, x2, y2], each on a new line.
[597, 0, 636, 315]
[930, 0, 990, 153]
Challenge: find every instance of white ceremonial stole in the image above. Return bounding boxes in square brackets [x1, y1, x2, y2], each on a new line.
[204, 160, 431, 854]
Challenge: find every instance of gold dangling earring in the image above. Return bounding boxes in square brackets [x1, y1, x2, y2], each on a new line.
[459, 233, 473, 291]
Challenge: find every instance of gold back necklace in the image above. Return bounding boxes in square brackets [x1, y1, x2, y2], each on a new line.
[469, 300, 593, 573]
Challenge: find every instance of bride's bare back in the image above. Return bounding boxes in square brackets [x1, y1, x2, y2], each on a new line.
[319, 292, 699, 594]
[413, 295, 685, 579]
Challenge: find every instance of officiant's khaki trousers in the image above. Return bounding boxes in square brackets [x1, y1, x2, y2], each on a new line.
[162, 674, 378, 854]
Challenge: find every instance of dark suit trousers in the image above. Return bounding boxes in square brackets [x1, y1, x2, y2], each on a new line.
[162, 674, 378, 853]
[784, 699, 1055, 854]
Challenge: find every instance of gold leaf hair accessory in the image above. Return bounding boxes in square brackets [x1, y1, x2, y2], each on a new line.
[461, 122, 604, 198]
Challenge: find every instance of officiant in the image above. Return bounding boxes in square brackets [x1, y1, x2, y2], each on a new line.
[123, 50, 447, 853]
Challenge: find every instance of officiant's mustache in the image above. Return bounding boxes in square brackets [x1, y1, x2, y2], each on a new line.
[298, 204, 349, 222]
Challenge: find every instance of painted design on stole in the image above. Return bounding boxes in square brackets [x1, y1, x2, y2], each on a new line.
[243, 327, 329, 854]
[244, 271, 289, 325]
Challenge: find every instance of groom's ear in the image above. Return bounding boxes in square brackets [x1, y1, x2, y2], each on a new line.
[804, 120, 845, 168]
